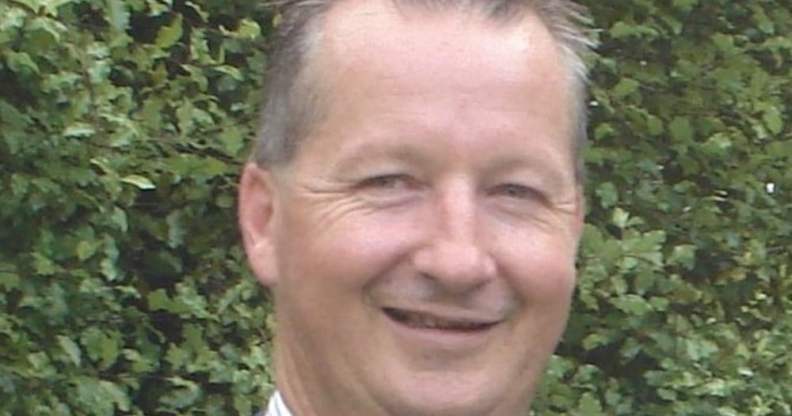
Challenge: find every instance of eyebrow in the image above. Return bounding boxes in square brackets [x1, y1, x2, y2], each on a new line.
[332, 140, 434, 172]
[493, 153, 576, 192]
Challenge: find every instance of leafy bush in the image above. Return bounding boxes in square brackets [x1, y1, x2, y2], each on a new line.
[533, 2, 791, 414]
[1, 1, 274, 414]
[1, 0, 789, 415]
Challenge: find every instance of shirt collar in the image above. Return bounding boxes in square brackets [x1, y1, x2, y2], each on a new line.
[265, 391, 293, 416]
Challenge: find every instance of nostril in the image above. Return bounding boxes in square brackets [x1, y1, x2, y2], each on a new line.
[411, 240, 496, 292]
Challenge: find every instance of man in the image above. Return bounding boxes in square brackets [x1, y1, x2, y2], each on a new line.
[238, 0, 594, 415]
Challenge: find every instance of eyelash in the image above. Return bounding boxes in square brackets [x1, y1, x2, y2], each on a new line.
[492, 183, 542, 200]
[356, 176, 542, 202]
[358, 174, 412, 190]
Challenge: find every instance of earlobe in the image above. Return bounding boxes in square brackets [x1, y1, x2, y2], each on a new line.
[238, 162, 280, 287]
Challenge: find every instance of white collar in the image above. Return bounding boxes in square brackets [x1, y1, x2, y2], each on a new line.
[265, 391, 293, 416]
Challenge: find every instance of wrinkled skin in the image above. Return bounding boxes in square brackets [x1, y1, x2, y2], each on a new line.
[239, 1, 584, 415]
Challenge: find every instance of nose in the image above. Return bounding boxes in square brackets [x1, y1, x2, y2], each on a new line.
[411, 185, 497, 294]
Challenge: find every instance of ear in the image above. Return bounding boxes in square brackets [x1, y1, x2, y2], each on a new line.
[238, 162, 281, 287]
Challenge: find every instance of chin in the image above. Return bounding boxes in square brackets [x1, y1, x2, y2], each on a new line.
[385, 395, 509, 416]
[378, 373, 530, 416]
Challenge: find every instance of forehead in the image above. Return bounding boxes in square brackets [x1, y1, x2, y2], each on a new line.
[317, 0, 568, 89]
[291, 0, 577, 182]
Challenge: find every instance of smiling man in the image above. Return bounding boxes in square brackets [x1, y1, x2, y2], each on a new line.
[238, 1, 594, 415]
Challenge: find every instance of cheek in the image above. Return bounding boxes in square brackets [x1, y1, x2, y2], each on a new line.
[496, 229, 578, 303]
[279, 208, 422, 292]
[273, 212, 423, 348]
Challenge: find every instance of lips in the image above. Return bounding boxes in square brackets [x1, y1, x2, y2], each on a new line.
[383, 307, 498, 331]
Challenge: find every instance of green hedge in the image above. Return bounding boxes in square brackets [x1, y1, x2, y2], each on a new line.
[1, 1, 789, 415]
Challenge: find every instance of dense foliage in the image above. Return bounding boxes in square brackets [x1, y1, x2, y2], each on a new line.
[534, 2, 792, 415]
[1, 0, 789, 415]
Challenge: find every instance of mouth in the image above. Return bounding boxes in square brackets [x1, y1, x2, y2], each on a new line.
[383, 307, 498, 332]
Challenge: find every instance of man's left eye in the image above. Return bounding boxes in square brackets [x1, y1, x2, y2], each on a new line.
[492, 183, 542, 200]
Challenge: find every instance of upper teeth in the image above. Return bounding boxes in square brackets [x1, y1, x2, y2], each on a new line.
[387, 309, 488, 330]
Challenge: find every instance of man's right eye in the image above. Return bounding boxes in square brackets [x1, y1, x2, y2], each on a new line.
[353, 174, 424, 207]
[357, 174, 412, 190]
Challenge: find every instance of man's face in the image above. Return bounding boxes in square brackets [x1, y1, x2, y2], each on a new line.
[240, 1, 583, 415]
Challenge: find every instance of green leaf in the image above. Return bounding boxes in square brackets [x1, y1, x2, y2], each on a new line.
[212, 64, 243, 81]
[166, 343, 190, 369]
[577, 392, 604, 415]
[649, 296, 670, 311]
[703, 133, 733, 156]
[160, 377, 201, 409]
[612, 78, 640, 98]
[121, 174, 156, 190]
[106, 0, 130, 31]
[63, 123, 96, 138]
[100, 381, 130, 412]
[234, 19, 261, 39]
[613, 294, 652, 316]
[763, 106, 783, 135]
[155, 15, 183, 49]
[100, 258, 120, 281]
[148, 289, 172, 311]
[712, 33, 737, 55]
[0, 7, 26, 42]
[595, 182, 618, 208]
[608, 21, 658, 39]
[751, 5, 775, 34]
[612, 207, 630, 229]
[672, 0, 699, 12]
[123, 349, 157, 373]
[670, 244, 697, 270]
[669, 116, 694, 142]
[185, 1, 208, 21]
[110, 206, 128, 232]
[32, 252, 57, 276]
[80, 328, 119, 369]
[685, 338, 720, 361]
[76, 240, 99, 261]
[75, 377, 125, 416]
[99, 335, 120, 369]
[37, 0, 77, 16]
[5, 51, 40, 74]
[647, 114, 664, 136]
[57, 335, 82, 366]
[27, 16, 65, 46]
[0, 271, 20, 290]
[582, 333, 610, 350]
[166, 211, 185, 249]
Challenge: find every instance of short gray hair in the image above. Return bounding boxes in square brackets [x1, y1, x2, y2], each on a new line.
[252, 0, 595, 180]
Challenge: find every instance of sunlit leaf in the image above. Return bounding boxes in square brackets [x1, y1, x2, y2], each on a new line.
[121, 175, 156, 190]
